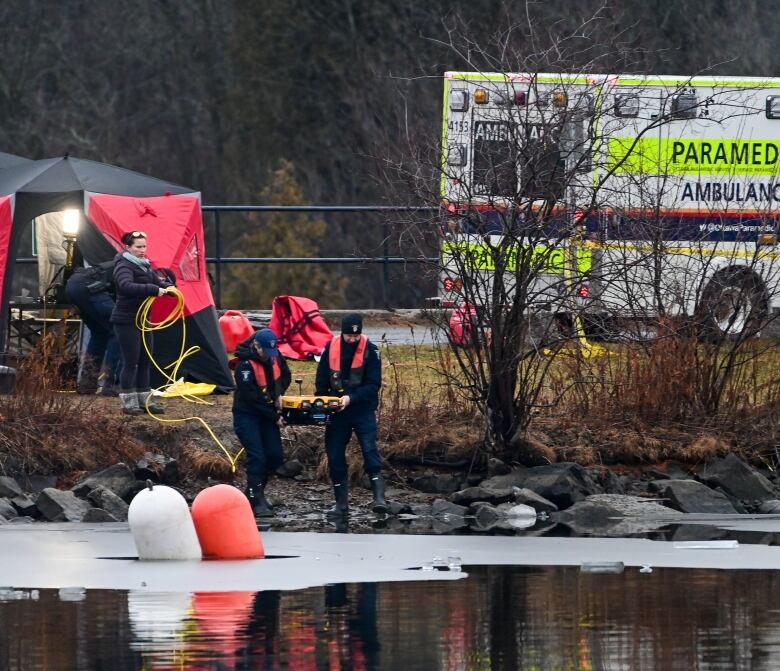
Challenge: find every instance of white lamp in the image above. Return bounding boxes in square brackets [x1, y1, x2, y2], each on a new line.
[63, 209, 80, 237]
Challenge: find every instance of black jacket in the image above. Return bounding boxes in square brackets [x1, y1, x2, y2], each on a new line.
[232, 337, 292, 420]
[315, 337, 381, 411]
[110, 253, 174, 324]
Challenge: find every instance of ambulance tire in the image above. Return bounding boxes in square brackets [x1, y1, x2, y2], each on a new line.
[697, 268, 767, 342]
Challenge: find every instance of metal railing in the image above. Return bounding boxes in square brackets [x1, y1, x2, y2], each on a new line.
[15, 205, 440, 309]
[201, 205, 438, 308]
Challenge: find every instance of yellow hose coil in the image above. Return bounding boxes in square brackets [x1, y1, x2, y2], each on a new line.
[136, 287, 243, 472]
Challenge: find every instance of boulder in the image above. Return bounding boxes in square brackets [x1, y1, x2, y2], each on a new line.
[555, 494, 682, 536]
[451, 486, 515, 506]
[0, 498, 17, 519]
[431, 499, 468, 519]
[37, 488, 92, 522]
[658, 479, 738, 514]
[471, 504, 501, 530]
[700, 453, 776, 502]
[72, 463, 136, 500]
[133, 453, 180, 485]
[512, 487, 558, 513]
[483, 463, 597, 509]
[87, 486, 129, 522]
[759, 499, 780, 514]
[0, 476, 23, 498]
[20, 475, 57, 493]
[10, 494, 38, 517]
[82, 508, 119, 523]
[387, 500, 408, 516]
[487, 458, 512, 476]
[408, 503, 432, 517]
[276, 460, 304, 479]
[432, 516, 469, 534]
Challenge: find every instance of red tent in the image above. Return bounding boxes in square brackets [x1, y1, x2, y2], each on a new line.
[0, 156, 232, 387]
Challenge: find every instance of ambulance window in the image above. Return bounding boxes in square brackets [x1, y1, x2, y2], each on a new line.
[669, 93, 698, 119]
[615, 94, 640, 118]
[178, 234, 201, 281]
[767, 96, 780, 119]
[472, 121, 518, 196]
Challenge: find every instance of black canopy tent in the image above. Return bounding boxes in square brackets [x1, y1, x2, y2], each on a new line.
[0, 155, 232, 388]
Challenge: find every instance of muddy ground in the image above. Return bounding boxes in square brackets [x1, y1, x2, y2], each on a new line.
[102, 393, 456, 534]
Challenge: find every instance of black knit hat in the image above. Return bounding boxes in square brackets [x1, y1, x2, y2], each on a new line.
[341, 313, 363, 335]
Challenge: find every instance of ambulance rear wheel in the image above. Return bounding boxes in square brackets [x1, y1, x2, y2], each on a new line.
[697, 268, 767, 342]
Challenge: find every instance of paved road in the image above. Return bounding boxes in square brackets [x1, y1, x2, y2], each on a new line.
[362, 325, 442, 346]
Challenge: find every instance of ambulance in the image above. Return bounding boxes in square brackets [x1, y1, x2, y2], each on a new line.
[439, 72, 780, 339]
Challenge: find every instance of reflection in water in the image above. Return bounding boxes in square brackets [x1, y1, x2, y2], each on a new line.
[2, 567, 780, 669]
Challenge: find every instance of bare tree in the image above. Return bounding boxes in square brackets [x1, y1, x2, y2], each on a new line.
[387, 4, 780, 464]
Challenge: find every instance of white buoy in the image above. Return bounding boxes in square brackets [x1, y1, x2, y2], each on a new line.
[128, 483, 202, 560]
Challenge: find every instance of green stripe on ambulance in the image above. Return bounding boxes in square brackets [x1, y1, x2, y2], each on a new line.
[608, 138, 780, 175]
[442, 241, 592, 274]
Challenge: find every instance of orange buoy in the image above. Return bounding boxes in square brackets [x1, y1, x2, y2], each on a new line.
[191, 484, 265, 559]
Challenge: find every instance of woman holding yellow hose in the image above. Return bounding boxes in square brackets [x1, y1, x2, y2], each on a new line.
[111, 231, 176, 416]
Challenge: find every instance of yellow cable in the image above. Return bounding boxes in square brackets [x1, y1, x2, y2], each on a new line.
[136, 287, 244, 472]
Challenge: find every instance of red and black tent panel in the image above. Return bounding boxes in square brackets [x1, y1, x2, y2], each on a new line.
[86, 193, 232, 388]
[0, 156, 232, 388]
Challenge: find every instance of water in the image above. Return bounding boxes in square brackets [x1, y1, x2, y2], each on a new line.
[3, 566, 780, 670]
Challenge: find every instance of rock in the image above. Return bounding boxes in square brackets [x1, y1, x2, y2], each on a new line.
[387, 500, 408, 515]
[9, 516, 35, 524]
[410, 473, 463, 495]
[432, 516, 469, 534]
[484, 463, 597, 509]
[451, 486, 515, 506]
[0, 498, 17, 519]
[133, 453, 180, 485]
[658, 479, 738, 514]
[87, 486, 129, 522]
[409, 503, 432, 517]
[502, 503, 538, 519]
[123, 480, 151, 504]
[487, 458, 512, 477]
[20, 475, 57, 493]
[473, 504, 501, 529]
[36, 488, 92, 522]
[512, 487, 558, 513]
[82, 508, 119, 523]
[700, 453, 776, 502]
[555, 494, 682, 536]
[0, 476, 23, 498]
[431, 499, 468, 519]
[667, 525, 727, 542]
[72, 464, 136, 500]
[759, 499, 780, 514]
[276, 460, 304, 479]
[10, 494, 38, 517]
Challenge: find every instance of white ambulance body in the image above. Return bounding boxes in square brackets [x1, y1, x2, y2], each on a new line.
[440, 71, 780, 337]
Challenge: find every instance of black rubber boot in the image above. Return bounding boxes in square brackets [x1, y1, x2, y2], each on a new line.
[369, 473, 388, 515]
[246, 477, 274, 518]
[327, 481, 349, 518]
[253, 484, 274, 518]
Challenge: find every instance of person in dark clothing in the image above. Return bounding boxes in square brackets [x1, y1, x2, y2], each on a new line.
[315, 313, 386, 517]
[65, 260, 121, 396]
[233, 328, 291, 517]
[110, 231, 176, 416]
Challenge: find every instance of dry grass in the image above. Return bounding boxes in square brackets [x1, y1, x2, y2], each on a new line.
[0, 334, 145, 480]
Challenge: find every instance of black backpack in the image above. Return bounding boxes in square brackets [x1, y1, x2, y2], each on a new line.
[78, 260, 116, 294]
